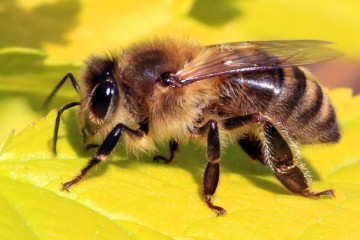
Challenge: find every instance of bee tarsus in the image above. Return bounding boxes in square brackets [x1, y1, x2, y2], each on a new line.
[205, 194, 226, 216]
[153, 139, 178, 164]
[61, 157, 101, 191]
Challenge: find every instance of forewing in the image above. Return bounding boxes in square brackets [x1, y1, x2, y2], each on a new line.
[177, 40, 342, 85]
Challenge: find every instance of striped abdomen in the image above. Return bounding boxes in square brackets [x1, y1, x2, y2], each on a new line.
[268, 67, 340, 143]
[217, 67, 340, 144]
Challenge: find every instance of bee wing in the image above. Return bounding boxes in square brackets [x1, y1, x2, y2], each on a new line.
[177, 40, 342, 85]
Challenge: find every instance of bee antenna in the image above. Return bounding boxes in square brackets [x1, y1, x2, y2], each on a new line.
[42, 73, 81, 110]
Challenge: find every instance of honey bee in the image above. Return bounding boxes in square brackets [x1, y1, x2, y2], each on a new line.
[44, 38, 341, 215]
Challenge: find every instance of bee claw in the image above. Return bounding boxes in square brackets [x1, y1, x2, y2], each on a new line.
[204, 195, 227, 216]
[61, 180, 76, 192]
[61, 185, 70, 192]
[217, 209, 227, 216]
[300, 189, 335, 199]
[315, 189, 335, 198]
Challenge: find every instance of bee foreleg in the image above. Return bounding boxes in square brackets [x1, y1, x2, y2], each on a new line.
[195, 120, 226, 216]
[53, 102, 80, 155]
[61, 123, 144, 191]
[263, 122, 335, 198]
[153, 139, 178, 164]
[43, 73, 81, 109]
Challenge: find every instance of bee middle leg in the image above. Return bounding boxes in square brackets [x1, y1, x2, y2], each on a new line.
[61, 123, 144, 191]
[195, 120, 226, 216]
[153, 139, 178, 164]
[224, 113, 334, 198]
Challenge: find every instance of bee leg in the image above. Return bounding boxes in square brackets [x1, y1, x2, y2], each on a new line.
[80, 129, 100, 151]
[153, 139, 178, 164]
[85, 144, 100, 151]
[43, 73, 81, 109]
[196, 120, 226, 216]
[223, 113, 266, 164]
[53, 102, 80, 155]
[61, 123, 144, 191]
[263, 122, 335, 198]
[46, 73, 81, 155]
[238, 134, 266, 165]
[223, 114, 334, 198]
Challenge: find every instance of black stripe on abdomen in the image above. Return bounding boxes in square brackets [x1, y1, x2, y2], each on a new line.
[315, 106, 340, 142]
[299, 82, 324, 127]
[278, 67, 307, 120]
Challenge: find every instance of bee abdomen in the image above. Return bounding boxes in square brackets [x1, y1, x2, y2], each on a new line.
[275, 67, 307, 120]
[275, 67, 340, 144]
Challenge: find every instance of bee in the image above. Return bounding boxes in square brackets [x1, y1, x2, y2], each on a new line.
[44, 38, 341, 215]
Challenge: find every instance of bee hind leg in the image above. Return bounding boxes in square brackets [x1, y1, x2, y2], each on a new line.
[224, 113, 334, 198]
[262, 121, 335, 198]
[153, 139, 178, 164]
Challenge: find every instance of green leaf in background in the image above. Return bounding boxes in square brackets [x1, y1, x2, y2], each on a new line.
[0, 47, 80, 141]
[1, 0, 360, 239]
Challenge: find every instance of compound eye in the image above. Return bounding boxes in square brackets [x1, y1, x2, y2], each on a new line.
[90, 81, 119, 120]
